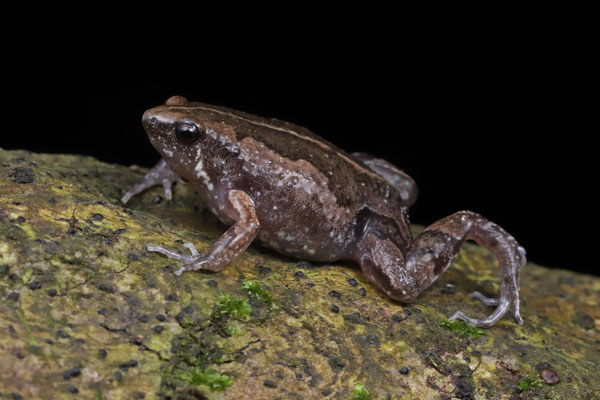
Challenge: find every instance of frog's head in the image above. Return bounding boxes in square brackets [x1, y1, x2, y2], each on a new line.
[142, 95, 239, 180]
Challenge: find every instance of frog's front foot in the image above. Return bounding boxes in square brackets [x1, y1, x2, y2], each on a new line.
[122, 159, 183, 204]
[146, 189, 260, 275]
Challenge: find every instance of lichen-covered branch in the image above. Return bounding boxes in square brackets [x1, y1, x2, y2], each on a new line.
[0, 148, 598, 399]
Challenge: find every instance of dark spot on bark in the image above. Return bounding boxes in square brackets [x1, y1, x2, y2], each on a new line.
[358, 287, 366, 296]
[392, 314, 406, 323]
[9, 167, 36, 184]
[263, 379, 277, 388]
[114, 371, 123, 381]
[156, 314, 166, 322]
[296, 261, 315, 270]
[175, 239, 184, 244]
[16, 216, 26, 223]
[366, 334, 380, 346]
[114, 228, 126, 235]
[162, 264, 174, 273]
[288, 328, 296, 335]
[132, 392, 146, 399]
[404, 309, 412, 316]
[152, 195, 163, 204]
[9, 273, 20, 281]
[92, 213, 104, 221]
[343, 312, 364, 324]
[330, 304, 339, 313]
[67, 228, 77, 235]
[47, 288, 57, 297]
[348, 278, 358, 286]
[328, 290, 341, 298]
[67, 385, 79, 394]
[119, 359, 139, 370]
[0, 265, 10, 274]
[98, 282, 115, 293]
[441, 288, 455, 295]
[7, 292, 19, 301]
[400, 366, 409, 375]
[57, 185, 63, 189]
[98, 349, 107, 358]
[329, 357, 345, 370]
[206, 280, 218, 287]
[294, 271, 305, 279]
[154, 325, 164, 334]
[98, 308, 108, 316]
[45, 339, 54, 344]
[167, 293, 178, 301]
[57, 329, 70, 339]
[257, 265, 272, 276]
[49, 197, 57, 205]
[10, 393, 23, 400]
[28, 281, 42, 290]
[128, 253, 140, 261]
[63, 367, 81, 379]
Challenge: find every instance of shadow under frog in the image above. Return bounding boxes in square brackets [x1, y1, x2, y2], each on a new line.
[122, 95, 526, 328]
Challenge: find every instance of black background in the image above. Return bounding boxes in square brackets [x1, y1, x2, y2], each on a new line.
[4, 5, 596, 276]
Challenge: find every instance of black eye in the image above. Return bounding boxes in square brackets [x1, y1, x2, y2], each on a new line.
[175, 122, 202, 144]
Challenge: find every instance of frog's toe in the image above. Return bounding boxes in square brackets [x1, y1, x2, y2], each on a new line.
[468, 291, 500, 306]
[147, 243, 196, 264]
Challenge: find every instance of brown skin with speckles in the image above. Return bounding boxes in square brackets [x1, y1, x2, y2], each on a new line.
[123, 96, 526, 327]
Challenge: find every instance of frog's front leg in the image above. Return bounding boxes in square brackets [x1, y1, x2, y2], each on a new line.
[357, 211, 526, 327]
[147, 190, 259, 275]
[122, 159, 184, 204]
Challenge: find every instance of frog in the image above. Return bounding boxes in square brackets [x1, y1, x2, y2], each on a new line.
[122, 95, 526, 327]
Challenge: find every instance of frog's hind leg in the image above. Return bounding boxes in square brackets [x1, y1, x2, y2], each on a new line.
[122, 159, 184, 204]
[358, 211, 525, 327]
[147, 189, 260, 275]
[351, 152, 418, 207]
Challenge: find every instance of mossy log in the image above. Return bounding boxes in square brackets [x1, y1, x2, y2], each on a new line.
[0, 148, 598, 399]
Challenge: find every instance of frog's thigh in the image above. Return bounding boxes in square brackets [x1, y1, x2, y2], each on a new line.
[181, 189, 260, 273]
[351, 152, 417, 206]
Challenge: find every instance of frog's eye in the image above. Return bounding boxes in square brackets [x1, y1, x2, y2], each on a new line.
[175, 121, 202, 145]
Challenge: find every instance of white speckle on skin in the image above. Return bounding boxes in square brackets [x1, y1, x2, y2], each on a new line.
[163, 149, 173, 158]
[307, 249, 315, 255]
[194, 149, 214, 191]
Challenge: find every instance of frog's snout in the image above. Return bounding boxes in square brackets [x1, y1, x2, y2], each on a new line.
[142, 110, 157, 129]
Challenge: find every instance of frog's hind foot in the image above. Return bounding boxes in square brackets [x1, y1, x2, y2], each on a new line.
[449, 295, 523, 327]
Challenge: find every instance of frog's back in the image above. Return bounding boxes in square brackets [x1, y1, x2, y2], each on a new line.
[189, 102, 403, 210]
